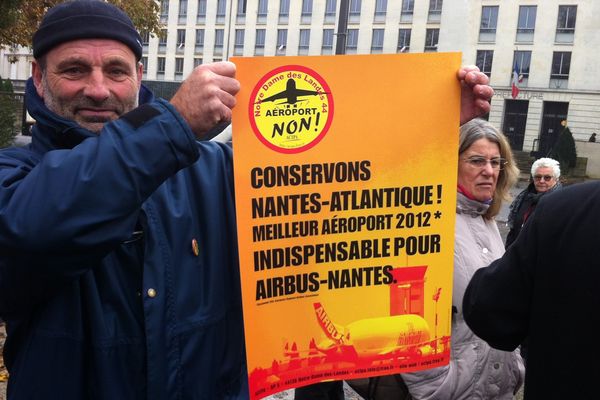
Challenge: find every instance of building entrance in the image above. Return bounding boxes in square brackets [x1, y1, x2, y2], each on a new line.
[538, 101, 569, 157]
[502, 100, 529, 151]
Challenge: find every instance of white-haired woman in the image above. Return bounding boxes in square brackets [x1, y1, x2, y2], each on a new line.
[506, 157, 562, 248]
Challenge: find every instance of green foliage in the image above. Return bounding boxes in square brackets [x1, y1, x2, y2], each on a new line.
[0, 77, 13, 92]
[0, 0, 162, 50]
[0, 76, 16, 148]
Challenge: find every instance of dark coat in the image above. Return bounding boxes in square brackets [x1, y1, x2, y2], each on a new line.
[463, 181, 600, 400]
[550, 127, 577, 171]
[505, 181, 561, 248]
[0, 80, 248, 399]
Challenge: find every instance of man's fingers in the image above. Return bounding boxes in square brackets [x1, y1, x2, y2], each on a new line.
[457, 65, 480, 80]
[465, 70, 489, 87]
[204, 61, 237, 78]
[216, 75, 241, 97]
[218, 89, 237, 110]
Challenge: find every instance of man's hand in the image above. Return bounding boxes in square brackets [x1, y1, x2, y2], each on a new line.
[170, 62, 240, 138]
[458, 66, 494, 126]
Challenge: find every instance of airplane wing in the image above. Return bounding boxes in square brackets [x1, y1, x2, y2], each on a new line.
[294, 89, 328, 97]
[257, 90, 289, 103]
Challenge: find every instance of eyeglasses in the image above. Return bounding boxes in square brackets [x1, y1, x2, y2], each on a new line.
[533, 175, 554, 182]
[463, 156, 507, 170]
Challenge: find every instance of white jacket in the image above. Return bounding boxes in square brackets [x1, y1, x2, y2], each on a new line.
[401, 193, 524, 400]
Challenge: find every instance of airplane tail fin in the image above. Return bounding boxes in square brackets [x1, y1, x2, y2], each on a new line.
[313, 302, 344, 344]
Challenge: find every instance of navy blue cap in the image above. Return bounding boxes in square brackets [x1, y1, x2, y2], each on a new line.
[33, 1, 143, 60]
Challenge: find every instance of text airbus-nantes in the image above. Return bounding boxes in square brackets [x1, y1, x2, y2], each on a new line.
[256, 265, 394, 301]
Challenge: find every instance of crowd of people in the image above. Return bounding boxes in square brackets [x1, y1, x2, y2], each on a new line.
[0, 1, 597, 400]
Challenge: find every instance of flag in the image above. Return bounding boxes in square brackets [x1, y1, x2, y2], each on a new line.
[511, 65, 523, 99]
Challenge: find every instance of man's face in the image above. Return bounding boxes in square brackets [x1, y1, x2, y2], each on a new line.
[33, 38, 142, 133]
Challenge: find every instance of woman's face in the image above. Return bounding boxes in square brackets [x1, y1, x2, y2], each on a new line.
[458, 138, 501, 202]
[533, 166, 557, 193]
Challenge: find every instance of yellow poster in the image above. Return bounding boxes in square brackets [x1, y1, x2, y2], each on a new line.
[231, 53, 460, 399]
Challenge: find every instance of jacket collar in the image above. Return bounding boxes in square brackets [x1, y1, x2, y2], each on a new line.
[26, 78, 155, 153]
[456, 191, 490, 217]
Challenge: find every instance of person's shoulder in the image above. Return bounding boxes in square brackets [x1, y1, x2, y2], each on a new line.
[558, 181, 600, 196]
[540, 181, 600, 212]
[0, 144, 38, 165]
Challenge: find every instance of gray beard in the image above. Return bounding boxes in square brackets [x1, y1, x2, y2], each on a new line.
[41, 75, 139, 134]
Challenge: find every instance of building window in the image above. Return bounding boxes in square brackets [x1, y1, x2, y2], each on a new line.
[214, 29, 224, 55]
[322, 28, 334, 54]
[194, 58, 203, 68]
[178, 0, 188, 24]
[516, 5, 536, 42]
[551, 51, 571, 79]
[257, 0, 268, 23]
[176, 29, 186, 52]
[197, 0, 206, 22]
[346, 29, 359, 54]
[195, 29, 204, 51]
[428, 0, 442, 23]
[158, 29, 167, 53]
[141, 31, 150, 49]
[255, 28, 266, 55]
[513, 50, 531, 86]
[425, 28, 439, 52]
[216, 0, 226, 23]
[371, 29, 384, 53]
[374, 0, 387, 23]
[279, 0, 290, 23]
[476, 50, 493, 79]
[160, 0, 169, 23]
[175, 58, 184, 80]
[157, 56, 166, 75]
[479, 6, 498, 42]
[276, 29, 287, 54]
[141, 56, 148, 78]
[299, 29, 310, 55]
[349, 0, 361, 23]
[325, 0, 336, 24]
[234, 29, 245, 56]
[400, 0, 414, 23]
[236, 0, 246, 23]
[301, 0, 313, 23]
[556, 5, 577, 43]
[397, 29, 411, 52]
[237, 0, 247, 15]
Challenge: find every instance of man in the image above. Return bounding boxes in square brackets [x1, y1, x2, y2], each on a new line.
[550, 120, 577, 175]
[0, 1, 492, 399]
[463, 180, 600, 399]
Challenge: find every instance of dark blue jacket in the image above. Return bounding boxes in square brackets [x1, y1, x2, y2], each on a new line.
[0, 80, 248, 399]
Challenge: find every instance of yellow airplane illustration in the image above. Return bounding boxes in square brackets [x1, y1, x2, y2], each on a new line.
[256, 79, 328, 105]
[313, 302, 433, 359]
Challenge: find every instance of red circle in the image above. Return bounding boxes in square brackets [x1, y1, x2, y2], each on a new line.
[248, 65, 334, 154]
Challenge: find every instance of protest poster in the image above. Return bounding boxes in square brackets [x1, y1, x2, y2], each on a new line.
[231, 53, 460, 399]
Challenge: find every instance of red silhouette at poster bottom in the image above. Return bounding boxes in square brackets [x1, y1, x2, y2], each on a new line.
[248, 266, 450, 398]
